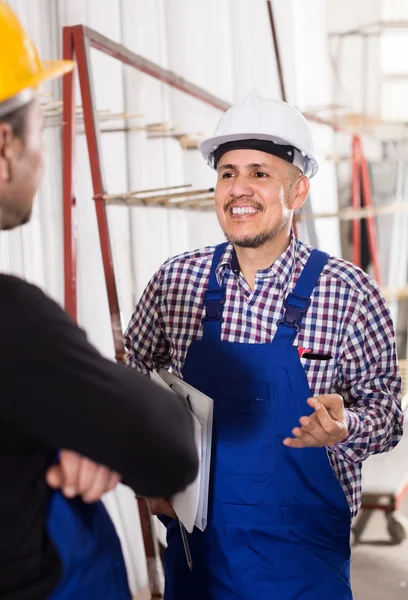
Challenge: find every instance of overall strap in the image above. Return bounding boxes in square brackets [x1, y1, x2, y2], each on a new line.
[201, 243, 228, 341]
[272, 249, 330, 347]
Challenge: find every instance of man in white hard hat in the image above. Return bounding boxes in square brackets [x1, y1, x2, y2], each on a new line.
[124, 90, 403, 599]
[0, 4, 198, 600]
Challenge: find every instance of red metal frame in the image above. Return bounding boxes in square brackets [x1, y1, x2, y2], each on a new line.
[62, 28, 77, 319]
[361, 482, 408, 512]
[62, 25, 232, 333]
[351, 135, 381, 284]
[72, 27, 124, 362]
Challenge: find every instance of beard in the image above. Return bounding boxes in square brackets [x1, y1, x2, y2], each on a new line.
[223, 214, 290, 249]
[0, 204, 33, 230]
[225, 230, 275, 249]
[20, 208, 32, 226]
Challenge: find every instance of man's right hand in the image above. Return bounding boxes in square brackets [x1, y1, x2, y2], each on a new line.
[46, 450, 121, 503]
[148, 498, 177, 519]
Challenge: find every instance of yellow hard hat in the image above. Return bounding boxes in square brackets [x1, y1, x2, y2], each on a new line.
[0, 1, 74, 106]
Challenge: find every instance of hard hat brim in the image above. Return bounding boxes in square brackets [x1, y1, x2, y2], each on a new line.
[0, 59, 75, 105]
[29, 59, 75, 89]
[199, 132, 293, 164]
[199, 132, 318, 177]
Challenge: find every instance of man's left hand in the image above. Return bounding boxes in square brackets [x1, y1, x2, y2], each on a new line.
[283, 394, 348, 448]
[46, 450, 121, 503]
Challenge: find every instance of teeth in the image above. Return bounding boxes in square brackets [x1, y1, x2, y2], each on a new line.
[231, 207, 259, 215]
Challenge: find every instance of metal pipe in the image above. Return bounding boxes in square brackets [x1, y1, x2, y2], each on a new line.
[103, 186, 212, 203]
[266, 0, 287, 101]
[72, 25, 231, 112]
[351, 135, 362, 267]
[103, 183, 192, 199]
[329, 20, 408, 38]
[359, 137, 382, 284]
[62, 28, 77, 320]
[362, 35, 368, 117]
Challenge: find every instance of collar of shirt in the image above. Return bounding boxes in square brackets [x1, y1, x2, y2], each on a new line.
[215, 235, 298, 293]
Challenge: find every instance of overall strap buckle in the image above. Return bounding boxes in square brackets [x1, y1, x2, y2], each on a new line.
[277, 293, 311, 332]
[202, 288, 225, 322]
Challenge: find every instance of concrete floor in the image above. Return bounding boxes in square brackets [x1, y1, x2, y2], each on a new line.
[351, 496, 408, 599]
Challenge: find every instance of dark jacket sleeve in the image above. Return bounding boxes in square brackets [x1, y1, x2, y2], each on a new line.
[0, 276, 198, 498]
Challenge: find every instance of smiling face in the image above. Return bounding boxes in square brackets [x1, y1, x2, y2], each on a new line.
[215, 148, 309, 249]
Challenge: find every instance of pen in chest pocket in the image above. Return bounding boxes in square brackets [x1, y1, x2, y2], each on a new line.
[297, 347, 332, 361]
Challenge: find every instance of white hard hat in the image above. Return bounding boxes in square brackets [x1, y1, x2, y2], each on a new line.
[198, 90, 318, 178]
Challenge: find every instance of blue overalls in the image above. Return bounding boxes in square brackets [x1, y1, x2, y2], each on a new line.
[46, 489, 131, 598]
[162, 243, 352, 600]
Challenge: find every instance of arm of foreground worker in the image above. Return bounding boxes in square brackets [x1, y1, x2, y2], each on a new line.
[123, 271, 182, 518]
[0, 276, 198, 499]
[327, 279, 403, 463]
[49, 268, 173, 503]
[46, 451, 122, 503]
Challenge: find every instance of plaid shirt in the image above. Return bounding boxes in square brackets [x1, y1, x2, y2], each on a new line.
[124, 236, 403, 516]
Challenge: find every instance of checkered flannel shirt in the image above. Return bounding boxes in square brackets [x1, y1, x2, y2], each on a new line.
[124, 236, 403, 516]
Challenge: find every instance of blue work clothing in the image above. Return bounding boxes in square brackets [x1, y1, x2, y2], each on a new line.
[161, 243, 352, 599]
[47, 491, 131, 599]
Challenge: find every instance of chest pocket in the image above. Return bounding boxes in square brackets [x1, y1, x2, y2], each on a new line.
[300, 356, 337, 394]
[214, 382, 276, 476]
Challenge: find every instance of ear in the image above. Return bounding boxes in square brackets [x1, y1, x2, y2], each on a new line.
[0, 123, 14, 183]
[291, 175, 310, 211]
